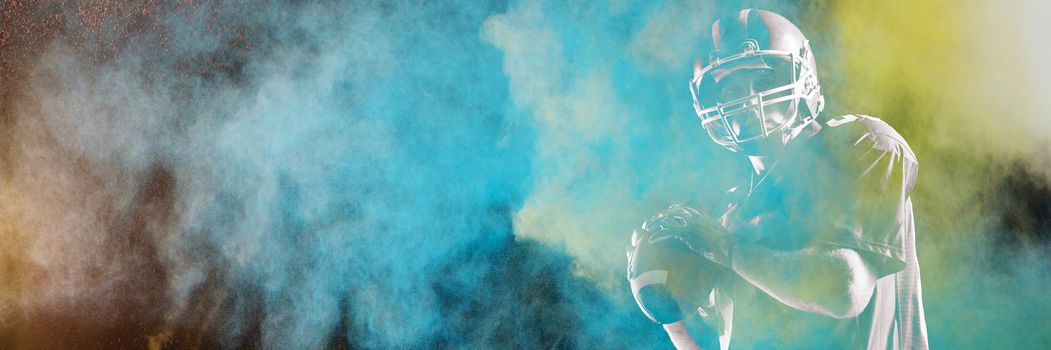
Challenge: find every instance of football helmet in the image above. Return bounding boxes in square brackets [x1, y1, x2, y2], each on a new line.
[690, 9, 825, 153]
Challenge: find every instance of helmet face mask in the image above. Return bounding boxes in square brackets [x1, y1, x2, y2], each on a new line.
[691, 10, 825, 154]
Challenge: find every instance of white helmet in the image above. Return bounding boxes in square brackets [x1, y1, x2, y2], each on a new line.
[690, 9, 825, 153]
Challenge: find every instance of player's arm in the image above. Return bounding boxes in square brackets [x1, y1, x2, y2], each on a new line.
[728, 126, 914, 320]
[729, 243, 879, 319]
[662, 321, 702, 350]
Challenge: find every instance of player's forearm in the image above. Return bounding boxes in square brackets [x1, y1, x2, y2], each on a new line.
[729, 243, 877, 319]
[663, 321, 702, 350]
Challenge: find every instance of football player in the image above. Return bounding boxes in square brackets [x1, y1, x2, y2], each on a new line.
[626, 9, 929, 349]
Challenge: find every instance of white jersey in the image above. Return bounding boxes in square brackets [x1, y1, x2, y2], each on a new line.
[716, 115, 928, 349]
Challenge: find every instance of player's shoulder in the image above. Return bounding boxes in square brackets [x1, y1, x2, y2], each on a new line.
[822, 114, 918, 165]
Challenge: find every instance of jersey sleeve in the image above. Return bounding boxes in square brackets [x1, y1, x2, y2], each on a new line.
[819, 116, 918, 277]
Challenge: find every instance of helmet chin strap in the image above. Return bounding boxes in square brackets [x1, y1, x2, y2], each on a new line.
[776, 99, 823, 148]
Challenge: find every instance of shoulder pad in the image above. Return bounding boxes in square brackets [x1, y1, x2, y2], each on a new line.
[826, 114, 917, 165]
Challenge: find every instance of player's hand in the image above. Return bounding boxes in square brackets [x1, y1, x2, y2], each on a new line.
[627, 205, 730, 325]
[638, 204, 736, 268]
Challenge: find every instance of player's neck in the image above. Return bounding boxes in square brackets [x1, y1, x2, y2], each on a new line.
[744, 120, 822, 175]
[748, 155, 771, 177]
[746, 154, 780, 194]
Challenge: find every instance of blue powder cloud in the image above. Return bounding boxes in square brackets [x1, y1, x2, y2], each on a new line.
[2, 0, 1050, 349]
